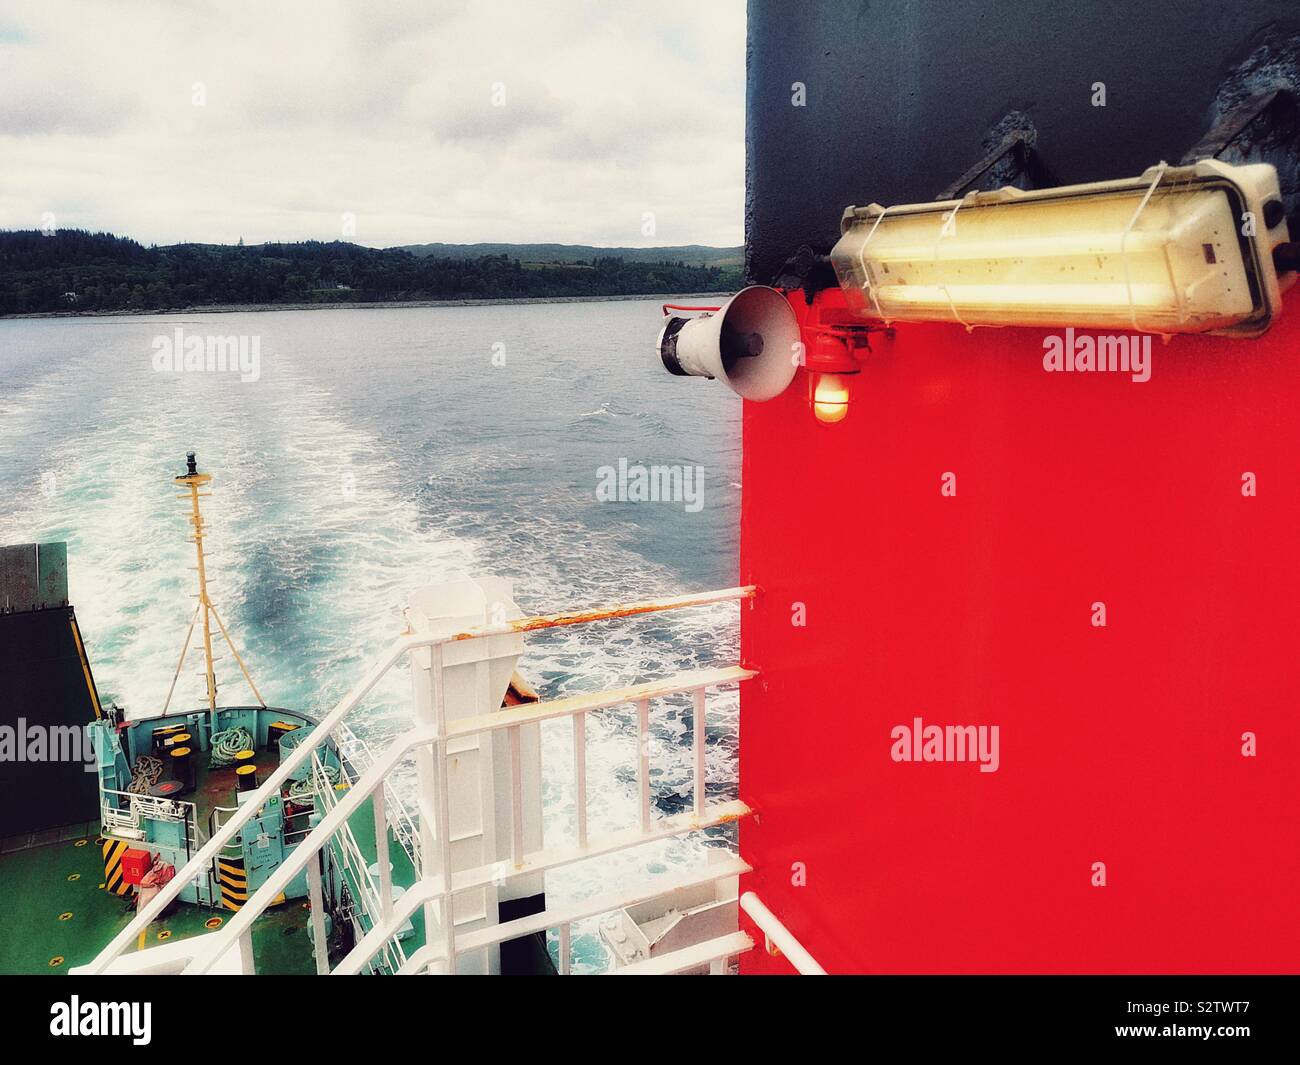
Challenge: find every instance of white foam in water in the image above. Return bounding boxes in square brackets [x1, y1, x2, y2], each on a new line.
[0, 304, 740, 974]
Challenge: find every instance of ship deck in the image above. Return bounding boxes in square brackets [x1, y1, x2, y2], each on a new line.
[0, 742, 317, 976]
[0, 826, 314, 975]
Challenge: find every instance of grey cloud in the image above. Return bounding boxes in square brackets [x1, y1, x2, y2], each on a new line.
[0, 0, 745, 247]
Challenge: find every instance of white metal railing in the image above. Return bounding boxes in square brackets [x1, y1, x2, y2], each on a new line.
[283, 798, 315, 846]
[102, 787, 198, 848]
[331, 664, 755, 976]
[310, 751, 408, 974]
[82, 585, 756, 976]
[209, 804, 242, 846]
[381, 857, 755, 976]
[739, 892, 827, 975]
[334, 722, 422, 873]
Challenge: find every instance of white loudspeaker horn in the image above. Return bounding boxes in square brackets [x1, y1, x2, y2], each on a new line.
[657, 285, 800, 401]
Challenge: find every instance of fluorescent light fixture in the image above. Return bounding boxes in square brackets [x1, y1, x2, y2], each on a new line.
[830, 160, 1292, 337]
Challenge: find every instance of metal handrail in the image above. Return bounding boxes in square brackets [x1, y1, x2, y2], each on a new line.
[83, 585, 756, 975]
[739, 892, 827, 975]
[324, 667, 755, 976]
[310, 753, 408, 973]
[101, 786, 198, 841]
[334, 722, 422, 873]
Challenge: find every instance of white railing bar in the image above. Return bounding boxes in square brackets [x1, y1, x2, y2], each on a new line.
[572, 711, 587, 848]
[84, 635, 410, 973]
[693, 687, 707, 819]
[739, 892, 827, 975]
[368, 856, 752, 976]
[445, 666, 755, 740]
[558, 924, 571, 976]
[637, 698, 651, 834]
[394, 947, 436, 975]
[332, 802, 752, 975]
[509, 725, 524, 867]
[450, 798, 749, 894]
[609, 932, 754, 976]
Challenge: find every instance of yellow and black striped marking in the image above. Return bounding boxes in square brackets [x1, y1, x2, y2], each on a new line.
[102, 837, 132, 897]
[216, 855, 286, 910]
[70, 615, 103, 719]
[218, 857, 248, 910]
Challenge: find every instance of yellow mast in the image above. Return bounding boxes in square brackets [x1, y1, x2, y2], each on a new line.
[162, 451, 266, 721]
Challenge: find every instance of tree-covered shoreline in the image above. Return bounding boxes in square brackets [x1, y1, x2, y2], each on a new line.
[0, 230, 743, 316]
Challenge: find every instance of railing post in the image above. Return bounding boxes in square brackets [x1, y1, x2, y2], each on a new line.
[693, 687, 707, 819]
[637, 698, 651, 833]
[572, 711, 587, 848]
[408, 639, 444, 971]
[237, 930, 255, 975]
[558, 922, 571, 975]
[373, 785, 393, 924]
[306, 851, 330, 975]
[430, 643, 456, 974]
[509, 725, 524, 867]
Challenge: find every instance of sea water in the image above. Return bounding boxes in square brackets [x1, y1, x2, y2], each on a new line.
[0, 300, 740, 972]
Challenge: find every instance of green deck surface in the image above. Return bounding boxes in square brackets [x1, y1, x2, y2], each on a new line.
[0, 746, 320, 980]
[337, 792, 427, 966]
[0, 828, 315, 975]
[0, 742, 434, 975]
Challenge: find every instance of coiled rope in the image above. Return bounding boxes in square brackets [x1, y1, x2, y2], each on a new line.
[286, 764, 339, 801]
[209, 726, 255, 767]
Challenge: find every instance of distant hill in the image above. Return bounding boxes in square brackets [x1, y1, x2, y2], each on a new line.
[0, 230, 741, 315]
[398, 242, 743, 267]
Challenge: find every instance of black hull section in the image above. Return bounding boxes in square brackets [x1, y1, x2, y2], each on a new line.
[0, 540, 101, 837]
[746, 0, 1300, 284]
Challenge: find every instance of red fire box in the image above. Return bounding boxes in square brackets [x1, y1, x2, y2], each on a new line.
[120, 848, 152, 886]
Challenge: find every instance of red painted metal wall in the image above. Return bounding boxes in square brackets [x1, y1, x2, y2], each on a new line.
[737, 289, 1300, 973]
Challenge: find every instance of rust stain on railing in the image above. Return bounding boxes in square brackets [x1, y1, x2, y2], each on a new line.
[446, 585, 757, 642]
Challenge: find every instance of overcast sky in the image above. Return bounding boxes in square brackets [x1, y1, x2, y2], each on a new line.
[0, 1, 745, 248]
